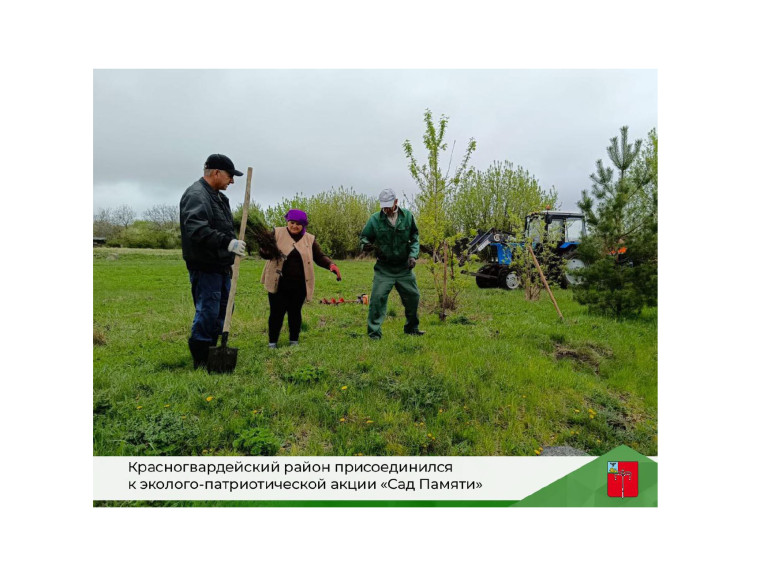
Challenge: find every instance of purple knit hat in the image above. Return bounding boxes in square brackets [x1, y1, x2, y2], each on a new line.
[284, 209, 308, 235]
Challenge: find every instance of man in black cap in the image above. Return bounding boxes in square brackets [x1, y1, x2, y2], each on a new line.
[180, 154, 246, 368]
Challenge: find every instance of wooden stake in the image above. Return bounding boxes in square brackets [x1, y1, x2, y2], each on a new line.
[527, 244, 564, 321]
[441, 241, 448, 321]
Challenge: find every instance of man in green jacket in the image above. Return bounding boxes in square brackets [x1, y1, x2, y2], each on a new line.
[360, 188, 424, 339]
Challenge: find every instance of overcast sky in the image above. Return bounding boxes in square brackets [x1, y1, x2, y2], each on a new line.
[93, 69, 656, 216]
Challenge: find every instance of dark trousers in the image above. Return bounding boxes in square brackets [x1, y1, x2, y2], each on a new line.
[189, 270, 231, 344]
[268, 280, 307, 343]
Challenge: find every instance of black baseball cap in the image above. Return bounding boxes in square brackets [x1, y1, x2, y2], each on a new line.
[204, 154, 243, 176]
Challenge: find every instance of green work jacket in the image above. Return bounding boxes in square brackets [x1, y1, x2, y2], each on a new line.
[359, 208, 420, 267]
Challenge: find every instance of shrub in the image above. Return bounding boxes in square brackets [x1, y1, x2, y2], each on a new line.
[232, 428, 280, 456]
[388, 374, 447, 414]
[124, 412, 200, 455]
[282, 365, 326, 383]
[116, 221, 181, 249]
[260, 187, 376, 259]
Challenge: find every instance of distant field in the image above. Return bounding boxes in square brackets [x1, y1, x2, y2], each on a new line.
[93, 248, 657, 457]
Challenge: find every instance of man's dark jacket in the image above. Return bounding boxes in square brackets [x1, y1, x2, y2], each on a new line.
[180, 178, 236, 273]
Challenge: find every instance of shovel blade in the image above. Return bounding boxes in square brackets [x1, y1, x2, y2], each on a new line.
[207, 346, 238, 374]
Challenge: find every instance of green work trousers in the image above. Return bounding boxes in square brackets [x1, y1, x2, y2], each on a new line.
[367, 263, 420, 338]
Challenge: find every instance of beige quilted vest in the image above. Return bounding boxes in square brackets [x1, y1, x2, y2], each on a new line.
[260, 227, 317, 301]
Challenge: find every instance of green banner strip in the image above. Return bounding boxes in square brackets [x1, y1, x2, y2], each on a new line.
[94, 445, 656, 508]
[94, 500, 519, 508]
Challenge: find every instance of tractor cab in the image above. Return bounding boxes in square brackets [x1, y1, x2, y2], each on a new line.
[525, 211, 586, 249]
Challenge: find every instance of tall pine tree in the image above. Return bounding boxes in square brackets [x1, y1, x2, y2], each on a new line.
[574, 126, 657, 317]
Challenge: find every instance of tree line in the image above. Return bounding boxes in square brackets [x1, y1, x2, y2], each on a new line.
[93, 204, 181, 248]
[93, 110, 658, 319]
[93, 161, 557, 255]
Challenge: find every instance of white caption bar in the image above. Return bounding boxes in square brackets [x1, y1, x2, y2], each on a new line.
[94, 456, 599, 501]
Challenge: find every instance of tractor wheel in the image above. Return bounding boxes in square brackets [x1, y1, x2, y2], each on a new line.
[562, 254, 586, 288]
[498, 268, 521, 290]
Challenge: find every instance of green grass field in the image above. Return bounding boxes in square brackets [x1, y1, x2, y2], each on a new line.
[93, 248, 657, 457]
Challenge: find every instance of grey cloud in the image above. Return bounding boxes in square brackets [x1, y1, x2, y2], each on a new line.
[94, 69, 656, 216]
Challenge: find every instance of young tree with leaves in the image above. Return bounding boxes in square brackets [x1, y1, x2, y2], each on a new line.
[403, 109, 476, 319]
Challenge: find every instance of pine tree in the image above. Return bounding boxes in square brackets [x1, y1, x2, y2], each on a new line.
[574, 126, 657, 317]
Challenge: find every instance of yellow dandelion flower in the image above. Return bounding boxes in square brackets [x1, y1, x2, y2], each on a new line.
[340, 418, 346, 422]
[539, 447, 543, 451]
[439, 408, 443, 413]
[522, 395, 526, 398]
[252, 410, 257, 414]
[206, 396, 214, 402]
[164, 404, 170, 408]
[136, 406, 143, 410]
[341, 385, 348, 390]
[534, 450, 541, 455]
[366, 420, 374, 424]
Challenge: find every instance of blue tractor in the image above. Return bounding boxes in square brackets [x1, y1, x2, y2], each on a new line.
[460, 210, 587, 290]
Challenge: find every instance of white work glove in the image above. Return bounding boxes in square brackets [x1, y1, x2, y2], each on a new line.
[227, 239, 247, 256]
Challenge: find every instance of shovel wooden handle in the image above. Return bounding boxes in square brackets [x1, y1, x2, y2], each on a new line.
[527, 244, 564, 321]
[221, 167, 253, 338]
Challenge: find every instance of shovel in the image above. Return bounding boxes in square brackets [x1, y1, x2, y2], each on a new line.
[208, 167, 253, 374]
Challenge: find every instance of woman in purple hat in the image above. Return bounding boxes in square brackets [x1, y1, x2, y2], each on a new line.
[260, 209, 341, 348]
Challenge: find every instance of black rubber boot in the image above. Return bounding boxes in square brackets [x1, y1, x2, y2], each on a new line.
[404, 329, 425, 336]
[188, 338, 212, 369]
